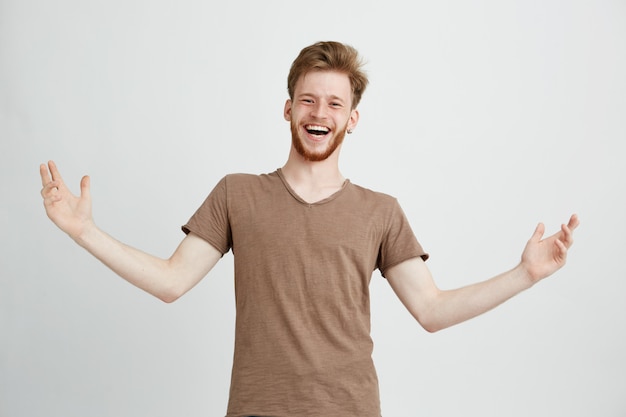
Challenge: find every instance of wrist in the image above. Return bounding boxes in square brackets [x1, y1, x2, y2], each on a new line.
[71, 220, 98, 247]
[512, 263, 537, 289]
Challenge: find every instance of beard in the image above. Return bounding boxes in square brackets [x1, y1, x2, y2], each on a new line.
[290, 119, 348, 162]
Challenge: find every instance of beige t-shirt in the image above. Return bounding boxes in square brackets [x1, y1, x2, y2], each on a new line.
[183, 169, 427, 417]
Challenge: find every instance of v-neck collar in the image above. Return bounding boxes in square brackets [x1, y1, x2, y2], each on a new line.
[275, 168, 350, 206]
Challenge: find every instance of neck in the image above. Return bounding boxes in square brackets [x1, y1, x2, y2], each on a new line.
[281, 145, 344, 186]
[280, 146, 346, 204]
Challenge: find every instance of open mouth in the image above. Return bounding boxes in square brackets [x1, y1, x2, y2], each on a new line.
[305, 124, 330, 137]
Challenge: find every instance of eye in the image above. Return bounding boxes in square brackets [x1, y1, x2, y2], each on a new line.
[301, 98, 314, 104]
[330, 102, 343, 108]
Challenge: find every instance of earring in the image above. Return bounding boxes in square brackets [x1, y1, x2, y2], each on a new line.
[347, 129, 353, 134]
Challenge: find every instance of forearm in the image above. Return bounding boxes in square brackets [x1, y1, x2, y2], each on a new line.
[424, 265, 534, 332]
[73, 223, 186, 302]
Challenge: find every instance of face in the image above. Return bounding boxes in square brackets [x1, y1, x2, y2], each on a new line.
[284, 71, 359, 162]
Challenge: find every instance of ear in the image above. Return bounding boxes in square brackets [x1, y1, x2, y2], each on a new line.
[347, 108, 360, 132]
[284, 99, 292, 121]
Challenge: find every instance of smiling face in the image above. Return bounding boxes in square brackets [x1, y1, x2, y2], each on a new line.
[284, 70, 359, 162]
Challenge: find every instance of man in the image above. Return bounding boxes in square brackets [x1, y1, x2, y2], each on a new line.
[40, 41, 579, 417]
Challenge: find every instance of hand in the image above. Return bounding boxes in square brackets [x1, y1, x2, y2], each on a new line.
[40, 160, 94, 240]
[520, 214, 580, 283]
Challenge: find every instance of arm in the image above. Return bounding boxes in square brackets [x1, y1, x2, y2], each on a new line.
[386, 215, 579, 333]
[40, 160, 222, 303]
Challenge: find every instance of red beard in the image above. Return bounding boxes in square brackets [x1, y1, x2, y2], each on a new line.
[290, 120, 347, 162]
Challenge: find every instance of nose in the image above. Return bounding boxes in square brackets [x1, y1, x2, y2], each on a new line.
[310, 102, 328, 119]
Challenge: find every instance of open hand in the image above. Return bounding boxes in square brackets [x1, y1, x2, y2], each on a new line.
[520, 214, 580, 283]
[40, 160, 93, 240]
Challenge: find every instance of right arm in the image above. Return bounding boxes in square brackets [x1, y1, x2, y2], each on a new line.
[40, 160, 221, 302]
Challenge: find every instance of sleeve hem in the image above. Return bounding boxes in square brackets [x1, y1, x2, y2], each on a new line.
[379, 252, 429, 278]
[181, 224, 230, 256]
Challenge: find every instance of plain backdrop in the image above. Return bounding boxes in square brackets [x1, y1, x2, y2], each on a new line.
[1, 1, 625, 416]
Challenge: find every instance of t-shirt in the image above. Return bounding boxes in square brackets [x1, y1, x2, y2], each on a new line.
[182, 169, 427, 417]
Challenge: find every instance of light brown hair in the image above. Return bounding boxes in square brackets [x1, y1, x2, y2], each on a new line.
[287, 41, 369, 109]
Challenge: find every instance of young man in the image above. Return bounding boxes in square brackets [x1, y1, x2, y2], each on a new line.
[40, 41, 579, 417]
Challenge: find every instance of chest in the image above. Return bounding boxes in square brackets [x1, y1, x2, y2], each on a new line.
[228, 190, 385, 271]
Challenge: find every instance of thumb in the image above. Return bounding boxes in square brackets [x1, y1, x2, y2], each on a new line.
[530, 222, 545, 242]
[80, 175, 91, 200]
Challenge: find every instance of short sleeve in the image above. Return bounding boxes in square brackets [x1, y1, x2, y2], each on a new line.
[377, 199, 428, 277]
[181, 176, 232, 255]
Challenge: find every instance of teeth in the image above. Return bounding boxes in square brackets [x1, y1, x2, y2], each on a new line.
[305, 125, 330, 133]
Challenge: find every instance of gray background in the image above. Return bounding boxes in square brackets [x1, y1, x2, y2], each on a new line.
[2, 0, 625, 416]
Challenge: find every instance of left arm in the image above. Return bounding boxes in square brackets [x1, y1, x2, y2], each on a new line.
[386, 214, 579, 333]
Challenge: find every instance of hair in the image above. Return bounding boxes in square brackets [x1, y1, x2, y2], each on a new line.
[287, 41, 369, 109]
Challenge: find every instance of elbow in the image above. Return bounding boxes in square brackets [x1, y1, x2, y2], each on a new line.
[154, 267, 192, 303]
[159, 293, 180, 304]
[156, 285, 185, 304]
[416, 309, 446, 333]
[422, 323, 444, 334]
[416, 291, 450, 333]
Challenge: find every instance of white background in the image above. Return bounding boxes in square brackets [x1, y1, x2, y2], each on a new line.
[2, 1, 625, 416]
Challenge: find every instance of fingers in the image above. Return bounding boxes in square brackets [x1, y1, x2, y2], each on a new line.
[40, 160, 63, 189]
[560, 221, 575, 249]
[48, 160, 61, 180]
[40, 176, 61, 201]
[39, 160, 72, 208]
[40, 161, 92, 205]
[40, 161, 60, 198]
[554, 237, 568, 261]
[567, 213, 580, 231]
[39, 163, 51, 187]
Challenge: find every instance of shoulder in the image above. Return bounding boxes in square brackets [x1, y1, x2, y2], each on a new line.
[221, 170, 280, 187]
[216, 171, 282, 200]
[346, 182, 399, 207]
[341, 182, 407, 222]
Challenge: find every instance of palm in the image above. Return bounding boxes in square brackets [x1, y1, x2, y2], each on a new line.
[40, 161, 93, 239]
